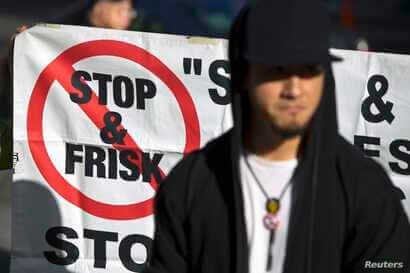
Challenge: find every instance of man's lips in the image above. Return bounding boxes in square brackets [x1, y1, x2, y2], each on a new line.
[279, 105, 306, 114]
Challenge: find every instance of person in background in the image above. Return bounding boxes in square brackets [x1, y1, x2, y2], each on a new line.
[55, 0, 162, 32]
[55, 0, 136, 30]
[88, 0, 135, 30]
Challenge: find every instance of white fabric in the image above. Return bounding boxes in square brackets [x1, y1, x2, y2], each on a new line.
[240, 153, 297, 273]
[12, 25, 231, 273]
[12, 25, 410, 273]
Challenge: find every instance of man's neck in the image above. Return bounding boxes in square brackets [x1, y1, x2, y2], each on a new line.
[243, 123, 302, 162]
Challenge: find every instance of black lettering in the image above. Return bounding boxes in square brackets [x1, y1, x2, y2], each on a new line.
[389, 139, 410, 175]
[84, 229, 118, 269]
[120, 150, 139, 181]
[354, 135, 380, 157]
[93, 73, 112, 105]
[208, 60, 231, 105]
[136, 79, 156, 110]
[65, 143, 83, 174]
[44, 226, 79, 266]
[85, 145, 106, 178]
[142, 153, 163, 183]
[361, 75, 395, 124]
[119, 235, 152, 272]
[70, 70, 92, 104]
[108, 148, 118, 179]
[114, 76, 134, 108]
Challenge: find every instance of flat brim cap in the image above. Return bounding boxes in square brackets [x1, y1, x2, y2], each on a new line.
[241, 0, 342, 66]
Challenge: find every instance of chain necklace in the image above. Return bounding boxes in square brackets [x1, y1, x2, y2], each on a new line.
[244, 153, 294, 272]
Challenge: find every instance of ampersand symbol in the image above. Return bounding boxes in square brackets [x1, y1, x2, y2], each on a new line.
[100, 112, 127, 145]
[361, 74, 395, 124]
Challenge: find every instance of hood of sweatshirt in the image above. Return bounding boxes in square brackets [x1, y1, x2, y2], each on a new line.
[227, 2, 341, 273]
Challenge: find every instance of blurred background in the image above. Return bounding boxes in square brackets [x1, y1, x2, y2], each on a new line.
[1, 0, 410, 271]
[1, 0, 410, 56]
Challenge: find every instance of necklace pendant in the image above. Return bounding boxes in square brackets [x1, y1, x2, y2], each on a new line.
[263, 213, 280, 230]
[266, 198, 280, 215]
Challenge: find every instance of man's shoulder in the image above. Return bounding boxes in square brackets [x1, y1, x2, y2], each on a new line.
[178, 129, 234, 171]
[335, 135, 405, 200]
[175, 128, 232, 171]
[156, 130, 233, 202]
[335, 139, 409, 270]
[336, 135, 383, 172]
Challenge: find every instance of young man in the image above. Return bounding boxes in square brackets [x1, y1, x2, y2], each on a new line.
[143, 1, 410, 273]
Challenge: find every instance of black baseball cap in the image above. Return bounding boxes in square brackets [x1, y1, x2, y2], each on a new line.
[235, 0, 342, 66]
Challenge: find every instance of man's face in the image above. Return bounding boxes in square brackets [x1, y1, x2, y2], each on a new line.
[246, 63, 325, 138]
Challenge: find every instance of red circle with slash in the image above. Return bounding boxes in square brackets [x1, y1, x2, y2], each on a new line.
[27, 40, 200, 220]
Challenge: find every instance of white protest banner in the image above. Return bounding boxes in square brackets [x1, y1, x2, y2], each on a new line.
[12, 24, 409, 273]
[12, 24, 231, 273]
[332, 49, 410, 215]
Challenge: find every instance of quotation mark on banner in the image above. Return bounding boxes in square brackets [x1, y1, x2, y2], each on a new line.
[361, 74, 395, 124]
[183, 58, 203, 76]
[183, 57, 232, 106]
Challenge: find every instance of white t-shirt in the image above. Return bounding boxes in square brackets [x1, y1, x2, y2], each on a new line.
[240, 152, 297, 273]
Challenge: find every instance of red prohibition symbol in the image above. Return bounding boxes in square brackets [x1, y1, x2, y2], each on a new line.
[27, 40, 201, 220]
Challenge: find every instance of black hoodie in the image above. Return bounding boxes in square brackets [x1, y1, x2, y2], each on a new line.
[142, 3, 410, 273]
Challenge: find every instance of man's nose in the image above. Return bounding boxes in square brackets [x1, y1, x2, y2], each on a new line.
[281, 76, 302, 98]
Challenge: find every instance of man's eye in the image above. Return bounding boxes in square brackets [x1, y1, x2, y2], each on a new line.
[300, 65, 324, 78]
[268, 66, 287, 76]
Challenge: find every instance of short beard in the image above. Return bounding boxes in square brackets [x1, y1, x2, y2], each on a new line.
[270, 123, 307, 139]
